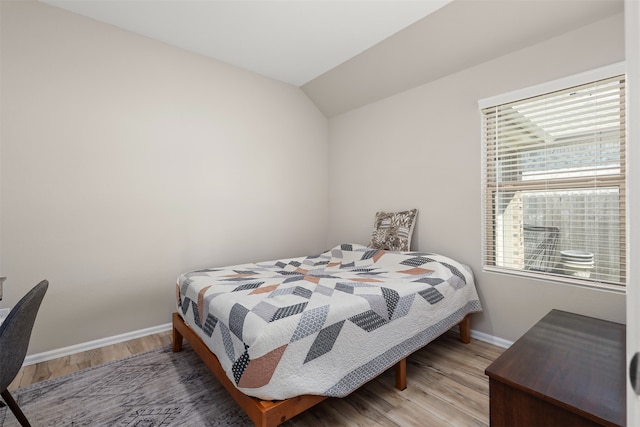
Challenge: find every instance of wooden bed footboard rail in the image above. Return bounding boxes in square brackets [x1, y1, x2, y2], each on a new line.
[172, 312, 327, 427]
[172, 312, 472, 427]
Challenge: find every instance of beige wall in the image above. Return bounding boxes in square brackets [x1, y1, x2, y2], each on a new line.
[0, 1, 628, 354]
[0, 1, 329, 354]
[328, 14, 626, 343]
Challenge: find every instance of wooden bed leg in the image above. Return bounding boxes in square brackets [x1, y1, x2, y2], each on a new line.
[171, 312, 327, 426]
[395, 358, 407, 391]
[172, 312, 184, 352]
[459, 314, 471, 344]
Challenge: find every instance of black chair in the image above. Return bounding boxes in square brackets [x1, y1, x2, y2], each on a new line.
[0, 280, 48, 427]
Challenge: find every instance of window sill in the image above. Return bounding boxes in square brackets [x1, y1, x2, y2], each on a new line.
[483, 265, 626, 294]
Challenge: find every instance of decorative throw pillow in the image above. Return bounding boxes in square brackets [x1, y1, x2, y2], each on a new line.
[368, 209, 418, 251]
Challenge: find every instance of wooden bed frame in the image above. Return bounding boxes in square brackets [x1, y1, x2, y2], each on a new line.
[172, 311, 471, 427]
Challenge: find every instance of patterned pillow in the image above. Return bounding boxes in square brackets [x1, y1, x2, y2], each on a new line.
[368, 209, 418, 251]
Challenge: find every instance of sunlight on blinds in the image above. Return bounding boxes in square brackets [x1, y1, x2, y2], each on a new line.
[481, 74, 626, 288]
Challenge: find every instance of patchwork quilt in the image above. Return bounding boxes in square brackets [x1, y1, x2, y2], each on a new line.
[176, 244, 482, 400]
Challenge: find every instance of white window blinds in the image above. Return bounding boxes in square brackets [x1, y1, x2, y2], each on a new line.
[481, 73, 626, 288]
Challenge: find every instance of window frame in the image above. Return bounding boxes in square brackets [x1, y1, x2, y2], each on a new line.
[479, 62, 627, 292]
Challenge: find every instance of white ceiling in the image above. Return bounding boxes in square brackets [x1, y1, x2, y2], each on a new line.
[302, 0, 625, 116]
[39, 0, 624, 117]
[41, 0, 453, 86]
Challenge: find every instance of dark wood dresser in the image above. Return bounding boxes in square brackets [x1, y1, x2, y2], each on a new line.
[485, 309, 626, 426]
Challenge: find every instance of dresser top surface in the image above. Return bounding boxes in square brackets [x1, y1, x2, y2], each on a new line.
[485, 309, 626, 426]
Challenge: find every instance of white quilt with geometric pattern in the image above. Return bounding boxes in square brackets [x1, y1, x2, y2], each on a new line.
[176, 244, 482, 400]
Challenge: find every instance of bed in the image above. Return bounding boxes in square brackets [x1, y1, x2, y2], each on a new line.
[173, 243, 482, 426]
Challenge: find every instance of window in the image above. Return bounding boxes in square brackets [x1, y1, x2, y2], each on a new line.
[480, 64, 626, 289]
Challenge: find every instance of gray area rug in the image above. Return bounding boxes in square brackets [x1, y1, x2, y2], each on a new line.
[0, 345, 259, 426]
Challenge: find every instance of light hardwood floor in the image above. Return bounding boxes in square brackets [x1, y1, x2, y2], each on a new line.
[10, 329, 504, 426]
[9, 330, 173, 390]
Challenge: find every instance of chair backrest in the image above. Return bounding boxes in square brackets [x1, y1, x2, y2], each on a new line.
[0, 280, 49, 392]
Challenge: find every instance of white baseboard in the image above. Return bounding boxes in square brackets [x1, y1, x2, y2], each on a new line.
[23, 324, 511, 367]
[470, 329, 513, 349]
[24, 323, 173, 366]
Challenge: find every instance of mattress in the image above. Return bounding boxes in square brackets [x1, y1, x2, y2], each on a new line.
[176, 243, 482, 400]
